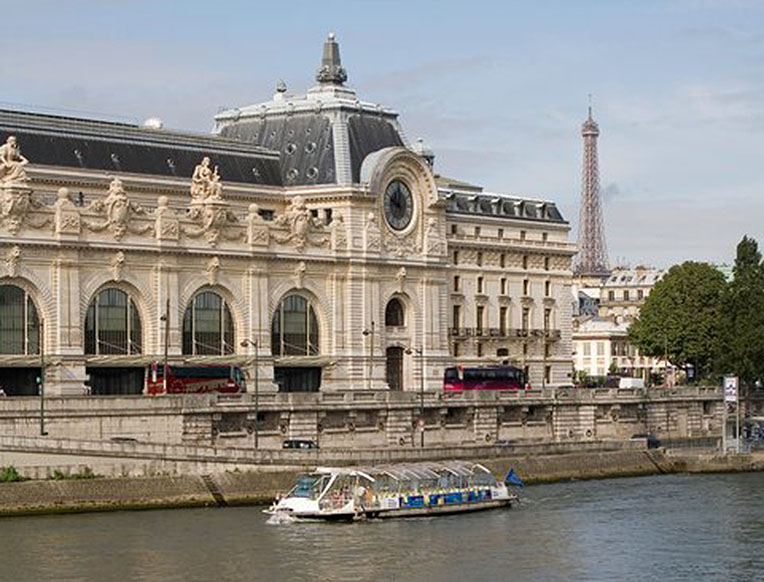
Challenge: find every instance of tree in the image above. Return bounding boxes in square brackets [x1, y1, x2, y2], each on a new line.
[629, 261, 726, 380]
[716, 236, 764, 388]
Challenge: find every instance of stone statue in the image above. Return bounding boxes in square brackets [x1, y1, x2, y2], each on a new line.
[190, 156, 223, 201]
[0, 136, 29, 184]
[273, 196, 328, 251]
[154, 195, 179, 240]
[330, 211, 347, 250]
[247, 203, 269, 246]
[364, 211, 382, 252]
[53, 187, 81, 235]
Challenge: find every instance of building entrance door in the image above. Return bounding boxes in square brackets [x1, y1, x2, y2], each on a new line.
[386, 347, 404, 391]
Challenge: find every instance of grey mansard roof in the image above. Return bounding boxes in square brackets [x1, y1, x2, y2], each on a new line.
[213, 34, 406, 186]
[0, 109, 283, 186]
[435, 176, 566, 223]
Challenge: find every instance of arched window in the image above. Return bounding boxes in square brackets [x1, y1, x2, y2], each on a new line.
[182, 291, 234, 355]
[85, 288, 142, 355]
[0, 285, 39, 355]
[271, 295, 319, 356]
[385, 298, 405, 327]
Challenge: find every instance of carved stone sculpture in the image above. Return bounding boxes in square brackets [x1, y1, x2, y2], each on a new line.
[395, 266, 407, 292]
[207, 256, 220, 285]
[190, 156, 223, 201]
[364, 211, 382, 252]
[293, 261, 307, 288]
[85, 178, 151, 240]
[5, 245, 20, 277]
[0, 136, 29, 184]
[0, 183, 33, 234]
[246, 203, 269, 246]
[53, 187, 81, 236]
[331, 211, 347, 250]
[425, 216, 443, 255]
[273, 196, 328, 251]
[154, 195, 179, 241]
[110, 251, 125, 281]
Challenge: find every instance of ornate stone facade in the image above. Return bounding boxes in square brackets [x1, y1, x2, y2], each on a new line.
[0, 36, 575, 396]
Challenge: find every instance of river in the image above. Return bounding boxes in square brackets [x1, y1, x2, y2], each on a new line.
[2, 473, 763, 581]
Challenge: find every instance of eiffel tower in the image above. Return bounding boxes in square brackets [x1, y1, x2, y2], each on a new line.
[574, 106, 609, 278]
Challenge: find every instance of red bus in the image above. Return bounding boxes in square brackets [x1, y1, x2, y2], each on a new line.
[443, 365, 528, 391]
[146, 364, 245, 395]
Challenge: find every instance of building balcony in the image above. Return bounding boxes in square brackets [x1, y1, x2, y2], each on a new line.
[449, 327, 561, 340]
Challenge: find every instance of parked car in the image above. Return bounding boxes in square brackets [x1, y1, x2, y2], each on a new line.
[282, 439, 319, 449]
[631, 433, 661, 449]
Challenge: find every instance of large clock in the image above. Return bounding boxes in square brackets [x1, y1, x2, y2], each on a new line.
[383, 179, 414, 231]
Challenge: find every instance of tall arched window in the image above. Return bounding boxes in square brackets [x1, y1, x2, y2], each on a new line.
[85, 288, 142, 355]
[0, 285, 39, 355]
[385, 298, 405, 327]
[182, 291, 234, 355]
[271, 294, 319, 356]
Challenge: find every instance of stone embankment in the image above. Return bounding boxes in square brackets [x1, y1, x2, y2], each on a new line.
[2, 447, 762, 517]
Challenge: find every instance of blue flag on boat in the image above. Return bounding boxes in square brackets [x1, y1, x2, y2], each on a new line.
[505, 468, 524, 487]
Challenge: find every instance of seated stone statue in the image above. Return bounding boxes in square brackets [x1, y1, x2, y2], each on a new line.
[190, 156, 213, 200]
[0, 136, 29, 183]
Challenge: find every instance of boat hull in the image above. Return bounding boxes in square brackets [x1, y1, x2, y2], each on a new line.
[366, 497, 514, 519]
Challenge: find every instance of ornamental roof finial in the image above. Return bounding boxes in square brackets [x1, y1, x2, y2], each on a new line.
[316, 32, 347, 85]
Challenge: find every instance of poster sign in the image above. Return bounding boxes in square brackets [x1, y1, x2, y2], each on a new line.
[724, 375, 738, 403]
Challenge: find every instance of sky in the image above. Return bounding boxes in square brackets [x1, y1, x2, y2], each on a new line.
[3, 0, 764, 268]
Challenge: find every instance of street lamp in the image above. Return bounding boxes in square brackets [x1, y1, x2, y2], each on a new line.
[241, 338, 259, 449]
[38, 319, 48, 436]
[160, 298, 170, 394]
[362, 321, 375, 391]
[406, 345, 425, 448]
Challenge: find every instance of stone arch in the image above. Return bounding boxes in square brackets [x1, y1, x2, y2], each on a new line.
[269, 286, 327, 357]
[0, 278, 44, 355]
[360, 146, 437, 207]
[179, 280, 246, 346]
[1, 267, 57, 347]
[81, 278, 152, 355]
[384, 296, 406, 327]
[180, 284, 241, 355]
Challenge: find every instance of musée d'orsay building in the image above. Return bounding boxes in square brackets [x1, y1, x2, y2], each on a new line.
[0, 35, 575, 396]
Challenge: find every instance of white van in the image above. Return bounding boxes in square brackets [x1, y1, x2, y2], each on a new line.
[618, 377, 645, 389]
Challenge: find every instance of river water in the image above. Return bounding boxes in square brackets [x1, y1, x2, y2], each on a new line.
[2, 473, 763, 582]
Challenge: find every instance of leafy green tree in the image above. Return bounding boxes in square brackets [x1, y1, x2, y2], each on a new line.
[629, 261, 726, 380]
[716, 236, 764, 388]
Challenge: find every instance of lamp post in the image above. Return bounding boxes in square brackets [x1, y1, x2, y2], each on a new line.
[241, 338, 259, 449]
[406, 346, 425, 447]
[362, 321, 375, 390]
[160, 298, 170, 394]
[39, 319, 47, 436]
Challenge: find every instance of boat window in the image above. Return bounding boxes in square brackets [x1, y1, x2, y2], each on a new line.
[289, 474, 328, 500]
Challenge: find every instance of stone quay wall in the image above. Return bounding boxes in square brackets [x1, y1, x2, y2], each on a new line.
[2, 448, 763, 517]
[0, 386, 723, 452]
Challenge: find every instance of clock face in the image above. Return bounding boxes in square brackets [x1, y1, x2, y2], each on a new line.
[383, 180, 414, 231]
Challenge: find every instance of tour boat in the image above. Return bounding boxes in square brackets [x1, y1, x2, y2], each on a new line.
[265, 461, 519, 521]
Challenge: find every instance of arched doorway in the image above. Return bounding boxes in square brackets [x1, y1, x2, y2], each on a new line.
[386, 346, 404, 391]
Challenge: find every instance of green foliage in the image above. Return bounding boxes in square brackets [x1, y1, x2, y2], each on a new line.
[629, 261, 726, 379]
[715, 236, 764, 386]
[0, 465, 26, 482]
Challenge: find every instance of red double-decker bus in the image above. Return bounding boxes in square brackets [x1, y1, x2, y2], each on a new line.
[146, 364, 245, 395]
[443, 365, 528, 391]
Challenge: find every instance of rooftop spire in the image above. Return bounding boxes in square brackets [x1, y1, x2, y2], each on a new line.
[316, 32, 347, 85]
